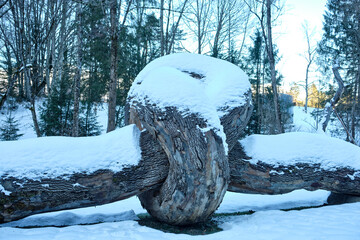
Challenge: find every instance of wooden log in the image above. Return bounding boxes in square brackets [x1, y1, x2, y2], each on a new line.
[129, 104, 229, 226]
[1, 134, 360, 224]
[0, 131, 169, 223]
[125, 53, 252, 225]
[219, 89, 253, 151]
[228, 141, 360, 196]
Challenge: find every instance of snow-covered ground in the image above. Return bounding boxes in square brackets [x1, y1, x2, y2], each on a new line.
[1, 190, 360, 240]
[1, 102, 360, 239]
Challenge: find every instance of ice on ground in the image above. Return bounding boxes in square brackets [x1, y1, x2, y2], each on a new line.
[240, 131, 360, 170]
[0, 124, 142, 180]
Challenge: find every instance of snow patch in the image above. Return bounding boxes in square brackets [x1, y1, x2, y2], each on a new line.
[240, 132, 360, 170]
[1, 210, 138, 228]
[347, 172, 360, 180]
[0, 125, 142, 180]
[269, 170, 285, 175]
[72, 183, 85, 188]
[0, 184, 11, 196]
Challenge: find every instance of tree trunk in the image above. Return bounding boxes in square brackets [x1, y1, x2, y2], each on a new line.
[107, 0, 118, 133]
[128, 103, 229, 225]
[0, 74, 17, 111]
[2, 133, 360, 224]
[227, 141, 360, 195]
[160, 0, 164, 56]
[30, 99, 41, 137]
[266, 0, 283, 134]
[305, 63, 310, 113]
[322, 63, 345, 132]
[72, 1, 82, 137]
[350, 65, 360, 141]
[0, 131, 168, 224]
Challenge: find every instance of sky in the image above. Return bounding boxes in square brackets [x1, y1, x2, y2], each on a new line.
[276, 0, 327, 92]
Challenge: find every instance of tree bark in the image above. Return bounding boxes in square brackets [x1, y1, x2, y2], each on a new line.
[72, 1, 82, 137]
[227, 141, 360, 196]
[160, 0, 165, 56]
[128, 103, 229, 225]
[322, 63, 345, 132]
[0, 131, 169, 224]
[107, 0, 118, 133]
[265, 0, 283, 134]
[2, 135, 360, 224]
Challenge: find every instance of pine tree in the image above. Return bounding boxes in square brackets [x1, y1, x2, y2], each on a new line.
[0, 112, 23, 141]
[318, 0, 360, 141]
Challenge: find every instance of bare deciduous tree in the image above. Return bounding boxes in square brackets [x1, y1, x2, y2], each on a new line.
[184, 0, 212, 54]
[245, 0, 284, 133]
[302, 21, 317, 113]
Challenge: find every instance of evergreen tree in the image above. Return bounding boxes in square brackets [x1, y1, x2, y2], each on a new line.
[0, 111, 23, 141]
[318, 0, 360, 141]
[243, 30, 288, 135]
[79, 104, 102, 136]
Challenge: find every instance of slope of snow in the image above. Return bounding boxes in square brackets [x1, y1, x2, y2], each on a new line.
[291, 106, 319, 132]
[240, 132, 360, 170]
[0, 124, 142, 180]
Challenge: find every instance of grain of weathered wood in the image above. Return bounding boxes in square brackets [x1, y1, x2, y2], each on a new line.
[129, 103, 229, 225]
[228, 141, 360, 196]
[2, 138, 360, 224]
[0, 131, 169, 223]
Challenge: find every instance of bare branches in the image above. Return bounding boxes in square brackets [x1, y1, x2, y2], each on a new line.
[302, 21, 318, 113]
[322, 62, 345, 132]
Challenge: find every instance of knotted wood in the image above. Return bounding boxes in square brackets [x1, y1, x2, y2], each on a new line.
[128, 103, 229, 225]
[1, 135, 360, 224]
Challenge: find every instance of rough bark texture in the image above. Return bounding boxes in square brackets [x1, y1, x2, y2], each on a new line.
[128, 103, 229, 225]
[0, 131, 169, 223]
[219, 89, 253, 151]
[322, 64, 345, 132]
[106, 0, 118, 133]
[228, 141, 360, 196]
[2, 137, 360, 224]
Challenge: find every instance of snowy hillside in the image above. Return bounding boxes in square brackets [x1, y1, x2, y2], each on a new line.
[1, 104, 360, 239]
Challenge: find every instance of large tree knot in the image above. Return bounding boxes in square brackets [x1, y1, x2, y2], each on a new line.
[126, 53, 252, 225]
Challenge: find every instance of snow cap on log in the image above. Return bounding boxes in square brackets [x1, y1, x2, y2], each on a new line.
[128, 53, 253, 151]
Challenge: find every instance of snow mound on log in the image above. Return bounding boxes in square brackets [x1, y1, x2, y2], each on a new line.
[131, 53, 250, 117]
[240, 132, 360, 171]
[128, 53, 251, 152]
[0, 125, 142, 180]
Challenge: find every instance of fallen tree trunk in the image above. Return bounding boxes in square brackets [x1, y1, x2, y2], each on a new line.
[228, 141, 360, 196]
[2, 54, 360, 225]
[0, 131, 169, 223]
[2, 134, 360, 223]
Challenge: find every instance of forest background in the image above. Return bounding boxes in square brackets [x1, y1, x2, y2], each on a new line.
[0, 0, 359, 144]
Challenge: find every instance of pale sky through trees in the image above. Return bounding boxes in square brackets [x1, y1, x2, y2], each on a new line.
[276, 0, 327, 93]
